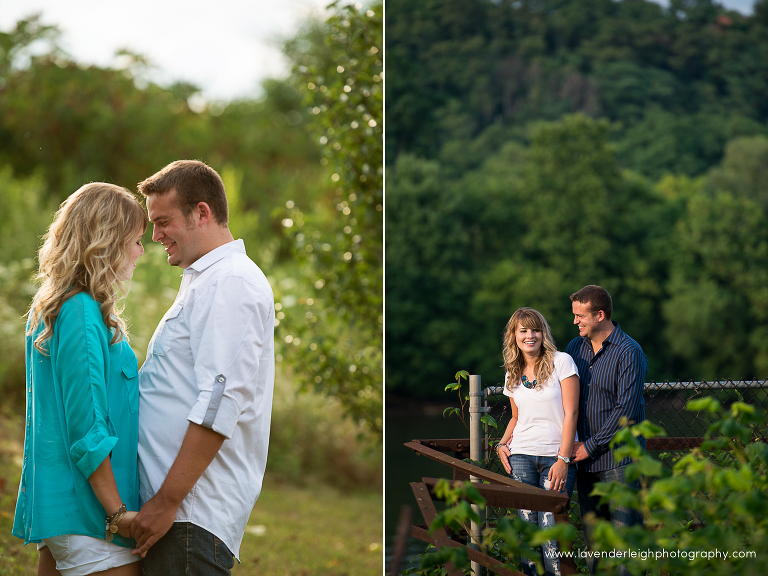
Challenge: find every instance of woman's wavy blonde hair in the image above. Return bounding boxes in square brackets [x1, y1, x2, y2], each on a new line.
[503, 307, 558, 392]
[27, 183, 148, 353]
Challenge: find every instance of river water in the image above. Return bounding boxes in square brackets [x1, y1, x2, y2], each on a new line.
[385, 400, 470, 573]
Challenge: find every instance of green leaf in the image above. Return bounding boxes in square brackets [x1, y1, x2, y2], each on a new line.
[529, 522, 578, 547]
[687, 397, 721, 414]
[480, 414, 498, 429]
[626, 456, 664, 481]
[443, 407, 459, 418]
[632, 420, 667, 438]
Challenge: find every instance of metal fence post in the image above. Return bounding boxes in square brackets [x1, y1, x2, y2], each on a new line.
[469, 375, 485, 576]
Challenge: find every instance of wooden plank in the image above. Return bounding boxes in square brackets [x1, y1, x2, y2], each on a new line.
[410, 482, 464, 576]
[405, 442, 570, 502]
[416, 436, 712, 452]
[411, 438, 472, 453]
[410, 524, 525, 576]
[421, 478, 569, 513]
[387, 505, 413, 576]
[646, 437, 704, 450]
[420, 478, 575, 576]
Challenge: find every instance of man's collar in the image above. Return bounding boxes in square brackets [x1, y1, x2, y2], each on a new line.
[582, 321, 620, 347]
[186, 239, 245, 273]
[602, 321, 621, 344]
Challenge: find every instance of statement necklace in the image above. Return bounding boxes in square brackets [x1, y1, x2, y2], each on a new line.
[521, 375, 537, 389]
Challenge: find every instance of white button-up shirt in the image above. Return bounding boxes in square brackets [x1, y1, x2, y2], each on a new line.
[138, 239, 274, 559]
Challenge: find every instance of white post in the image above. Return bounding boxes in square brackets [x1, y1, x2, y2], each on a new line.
[469, 375, 484, 576]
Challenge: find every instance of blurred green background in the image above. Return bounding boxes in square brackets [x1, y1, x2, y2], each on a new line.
[385, 0, 768, 399]
[0, 2, 382, 574]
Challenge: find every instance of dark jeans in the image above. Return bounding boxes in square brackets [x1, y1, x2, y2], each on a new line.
[508, 454, 577, 576]
[577, 464, 642, 576]
[142, 522, 235, 576]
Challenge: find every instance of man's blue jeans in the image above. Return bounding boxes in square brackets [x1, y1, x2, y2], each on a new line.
[508, 454, 577, 576]
[142, 522, 235, 576]
[577, 464, 642, 575]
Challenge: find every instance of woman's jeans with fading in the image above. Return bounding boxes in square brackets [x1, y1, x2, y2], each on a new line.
[508, 454, 576, 576]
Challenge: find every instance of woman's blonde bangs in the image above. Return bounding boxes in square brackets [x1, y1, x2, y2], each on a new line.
[502, 307, 558, 392]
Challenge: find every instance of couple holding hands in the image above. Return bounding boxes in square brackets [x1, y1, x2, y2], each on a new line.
[496, 287, 647, 576]
[12, 161, 275, 576]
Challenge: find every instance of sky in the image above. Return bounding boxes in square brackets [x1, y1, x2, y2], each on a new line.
[0, 0, 758, 102]
[653, 0, 756, 13]
[0, 0, 334, 102]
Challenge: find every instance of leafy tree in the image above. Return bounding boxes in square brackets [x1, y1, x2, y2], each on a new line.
[386, 114, 675, 396]
[664, 136, 768, 379]
[281, 1, 383, 438]
[0, 167, 53, 401]
[385, 155, 477, 396]
[386, 0, 768, 177]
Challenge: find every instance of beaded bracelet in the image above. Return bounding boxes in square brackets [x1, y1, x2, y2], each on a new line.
[105, 503, 127, 542]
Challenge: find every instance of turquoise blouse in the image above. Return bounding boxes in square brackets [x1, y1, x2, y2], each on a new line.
[13, 292, 139, 548]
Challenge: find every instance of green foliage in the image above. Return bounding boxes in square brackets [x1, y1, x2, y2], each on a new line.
[386, 0, 768, 177]
[0, 16, 321, 245]
[280, 1, 383, 440]
[0, 167, 54, 402]
[420, 479, 485, 573]
[266, 372, 382, 491]
[421, 400, 768, 575]
[386, 0, 768, 397]
[443, 370, 470, 428]
[388, 103, 768, 396]
[581, 399, 768, 575]
[0, 2, 382, 483]
[386, 114, 676, 396]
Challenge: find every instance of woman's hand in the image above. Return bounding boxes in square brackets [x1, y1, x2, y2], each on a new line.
[497, 444, 511, 475]
[117, 511, 138, 538]
[547, 459, 569, 492]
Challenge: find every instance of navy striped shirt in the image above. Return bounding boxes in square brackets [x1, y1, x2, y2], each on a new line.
[565, 322, 647, 472]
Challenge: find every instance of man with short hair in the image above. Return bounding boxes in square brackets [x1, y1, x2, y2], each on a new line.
[565, 285, 646, 575]
[131, 160, 275, 575]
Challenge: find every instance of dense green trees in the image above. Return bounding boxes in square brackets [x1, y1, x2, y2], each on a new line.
[386, 0, 768, 397]
[386, 0, 768, 177]
[281, 2, 383, 436]
[387, 114, 768, 396]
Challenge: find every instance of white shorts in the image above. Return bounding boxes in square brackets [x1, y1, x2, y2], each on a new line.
[37, 535, 140, 576]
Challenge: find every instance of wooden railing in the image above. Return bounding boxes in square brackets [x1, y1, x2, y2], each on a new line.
[404, 441, 576, 576]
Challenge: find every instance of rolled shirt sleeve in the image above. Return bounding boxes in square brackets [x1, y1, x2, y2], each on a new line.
[186, 277, 271, 438]
[51, 294, 118, 480]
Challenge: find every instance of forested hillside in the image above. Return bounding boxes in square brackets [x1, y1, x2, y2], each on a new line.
[385, 0, 768, 397]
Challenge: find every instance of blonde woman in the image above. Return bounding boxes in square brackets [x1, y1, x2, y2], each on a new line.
[13, 183, 147, 576]
[496, 307, 579, 576]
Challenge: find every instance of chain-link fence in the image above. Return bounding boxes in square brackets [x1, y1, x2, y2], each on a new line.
[478, 380, 768, 567]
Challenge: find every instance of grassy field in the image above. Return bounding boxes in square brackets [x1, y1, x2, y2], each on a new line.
[0, 409, 382, 576]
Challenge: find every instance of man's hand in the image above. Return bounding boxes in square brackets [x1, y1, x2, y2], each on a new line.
[571, 441, 590, 462]
[128, 423, 226, 557]
[130, 493, 179, 558]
